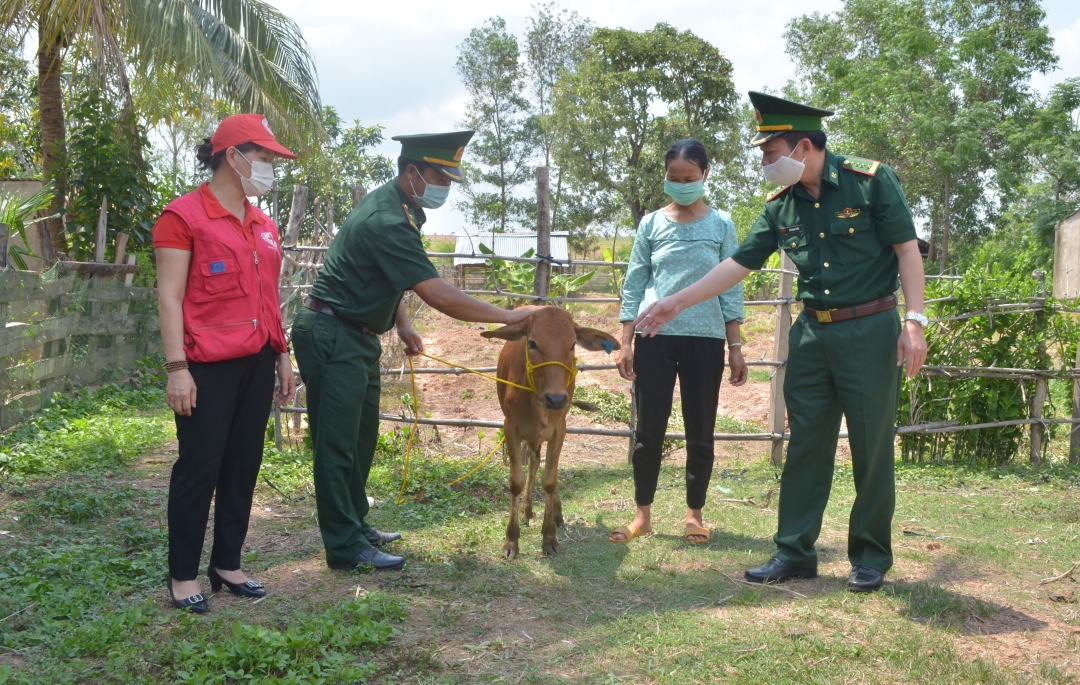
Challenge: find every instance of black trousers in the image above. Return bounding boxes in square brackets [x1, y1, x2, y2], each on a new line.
[168, 342, 276, 580]
[632, 334, 725, 509]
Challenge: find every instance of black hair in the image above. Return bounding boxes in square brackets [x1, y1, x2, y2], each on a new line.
[664, 139, 710, 172]
[777, 130, 827, 152]
[195, 138, 260, 172]
[398, 156, 435, 177]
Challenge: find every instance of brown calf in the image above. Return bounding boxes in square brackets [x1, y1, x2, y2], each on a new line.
[481, 306, 620, 559]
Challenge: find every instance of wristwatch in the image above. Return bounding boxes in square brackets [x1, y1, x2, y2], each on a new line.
[905, 312, 929, 327]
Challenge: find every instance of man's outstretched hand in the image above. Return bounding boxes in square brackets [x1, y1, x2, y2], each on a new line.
[633, 296, 683, 337]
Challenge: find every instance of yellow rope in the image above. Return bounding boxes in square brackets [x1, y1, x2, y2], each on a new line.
[414, 351, 534, 391]
[447, 435, 506, 487]
[395, 346, 577, 504]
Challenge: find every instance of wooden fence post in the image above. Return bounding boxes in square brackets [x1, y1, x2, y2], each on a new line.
[1071, 344, 1080, 464]
[1030, 270, 1048, 466]
[0, 222, 8, 269]
[534, 166, 551, 299]
[768, 253, 795, 465]
[352, 185, 368, 209]
[279, 185, 308, 287]
[94, 196, 108, 264]
[1031, 379, 1048, 466]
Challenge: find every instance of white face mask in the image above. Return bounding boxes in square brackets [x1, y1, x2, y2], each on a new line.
[234, 150, 275, 196]
[762, 143, 807, 186]
[408, 166, 451, 209]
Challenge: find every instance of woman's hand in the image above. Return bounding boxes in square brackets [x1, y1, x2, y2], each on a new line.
[167, 368, 197, 416]
[633, 296, 683, 337]
[276, 352, 296, 406]
[397, 323, 424, 356]
[727, 346, 748, 386]
[616, 322, 636, 381]
[617, 346, 636, 381]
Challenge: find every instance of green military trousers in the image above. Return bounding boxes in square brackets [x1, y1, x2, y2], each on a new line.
[774, 308, 902, 573]
[291, 308, 381, 566]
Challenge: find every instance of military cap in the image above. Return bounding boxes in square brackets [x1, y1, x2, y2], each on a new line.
[748, 91, 834, 147]
[391, 130, 475, 183]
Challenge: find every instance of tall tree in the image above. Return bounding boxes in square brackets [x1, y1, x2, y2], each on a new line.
[785, 0, 1056, 270]
[524, 2, 593, 240]
[456, 17, 532, 233]
[551, 23, 740, 227]
[0, 0, 324, 254]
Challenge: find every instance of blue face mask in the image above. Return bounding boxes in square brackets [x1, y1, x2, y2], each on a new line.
[409, 167, 451, 209]
[664, 178, 705, 206]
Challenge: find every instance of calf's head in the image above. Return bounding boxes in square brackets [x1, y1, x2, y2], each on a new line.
[481, 307, 620, 411]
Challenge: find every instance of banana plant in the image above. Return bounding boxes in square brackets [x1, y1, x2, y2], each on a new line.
[0, 181, 57, 270]
[550, 270, 596, 299]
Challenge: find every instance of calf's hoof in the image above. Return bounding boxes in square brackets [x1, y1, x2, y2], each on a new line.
[502, 540, 519, 560]
[542, 538, 559, 556]
[523, 507, 534, 523]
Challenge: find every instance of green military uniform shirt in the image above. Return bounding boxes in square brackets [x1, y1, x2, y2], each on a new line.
[731, 149, 917, 309]
[309, 180, 439, 333]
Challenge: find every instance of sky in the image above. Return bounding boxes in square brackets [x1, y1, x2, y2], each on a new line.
[269, 0, 1080, 236]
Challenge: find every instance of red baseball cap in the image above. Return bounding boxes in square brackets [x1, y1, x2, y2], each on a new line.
[210, 114, 296, 159]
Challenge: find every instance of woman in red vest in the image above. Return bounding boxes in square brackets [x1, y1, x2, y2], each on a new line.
[153, 114, 297, 612]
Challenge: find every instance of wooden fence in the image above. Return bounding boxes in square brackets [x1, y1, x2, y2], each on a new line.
[0, 211, 153, 430]
[263, 168, 1080, 466]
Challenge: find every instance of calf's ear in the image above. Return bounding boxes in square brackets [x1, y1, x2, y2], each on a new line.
[575, 326, 621, 352]
[481, 321, 528, 341]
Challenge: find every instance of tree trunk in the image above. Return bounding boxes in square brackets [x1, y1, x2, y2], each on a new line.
[938, 176, 950, 273]
[38, 27, 67, 257]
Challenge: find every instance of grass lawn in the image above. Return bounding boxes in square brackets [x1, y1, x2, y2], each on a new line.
[3, 365, 1080, 683]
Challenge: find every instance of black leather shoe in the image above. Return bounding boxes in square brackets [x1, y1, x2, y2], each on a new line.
[744, 557, 818, 584]
[848, 566, 885, 592]
[168, 579, 208, 613]
[328, 547, 406, 571]
[364, 528, 402, 547]
[208, 567, 267, 598]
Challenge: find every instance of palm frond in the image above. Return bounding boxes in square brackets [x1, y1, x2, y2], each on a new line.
[126, 0, 324, 151]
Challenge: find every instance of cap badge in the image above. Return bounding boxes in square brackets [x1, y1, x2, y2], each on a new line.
[754, 109, 763, 124]
[835, 207, 861, 219]
[454, 146, 464, 162]
[262, 117, 273, 135]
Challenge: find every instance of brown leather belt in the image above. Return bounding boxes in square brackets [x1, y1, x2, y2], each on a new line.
[804, 294, 897, 324]
[303, 298, 376, 336]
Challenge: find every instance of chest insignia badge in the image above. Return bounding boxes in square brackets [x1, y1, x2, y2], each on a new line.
[779, 224, 803, 235]
[835, 207, 861, 219]
[261, 231, 278, 249]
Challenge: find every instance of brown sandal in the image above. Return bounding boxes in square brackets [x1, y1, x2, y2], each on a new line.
[609, 524, 648, 543]
[684, 522, 710, 544]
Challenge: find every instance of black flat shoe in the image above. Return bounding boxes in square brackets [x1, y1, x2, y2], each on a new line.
[328, 546, 405, 571]
[364, 528, 402, 547]
[744, 557, 818, 584]
[168, 579, 208, 613]
[848, 565, 885, 593]
[208, 567, 267, 598]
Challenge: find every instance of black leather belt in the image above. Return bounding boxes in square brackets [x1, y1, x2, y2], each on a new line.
[303, 298, 376, 336]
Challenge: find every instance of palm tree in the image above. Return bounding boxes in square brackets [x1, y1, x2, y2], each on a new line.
[0, 0, 323, 255]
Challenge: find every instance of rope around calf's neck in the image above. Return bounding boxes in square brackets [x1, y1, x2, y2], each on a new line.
[394, 348, 576, 504]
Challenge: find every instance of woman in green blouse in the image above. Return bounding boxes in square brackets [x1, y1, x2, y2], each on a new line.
[611, 139, 748, 545]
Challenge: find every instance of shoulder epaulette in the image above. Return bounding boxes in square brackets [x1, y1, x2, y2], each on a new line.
[766, 185, 791, 203]
[842, 157, 881, 176]
[400, 203, 420, 232]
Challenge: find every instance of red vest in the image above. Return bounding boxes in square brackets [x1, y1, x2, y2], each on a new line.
[164, 189, 287, 363]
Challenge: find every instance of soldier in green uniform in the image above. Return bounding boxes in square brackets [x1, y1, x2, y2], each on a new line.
[292, 131, 534, 571]
[635, 93, 928, 592]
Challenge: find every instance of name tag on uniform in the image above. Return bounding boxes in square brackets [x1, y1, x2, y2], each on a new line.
[779, 225, 803, 235]
[210, 261, 226, 274]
